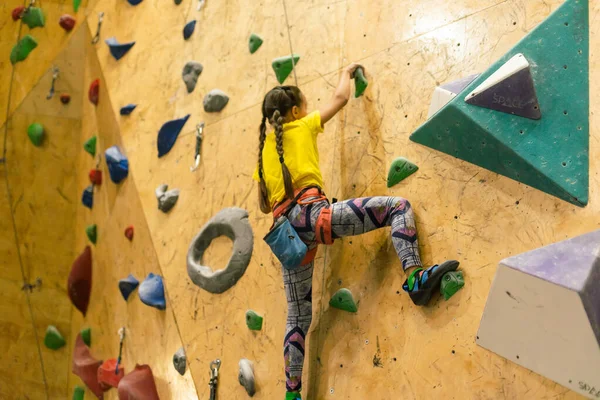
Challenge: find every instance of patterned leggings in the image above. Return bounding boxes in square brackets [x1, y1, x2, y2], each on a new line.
[282, 196, 422, 392]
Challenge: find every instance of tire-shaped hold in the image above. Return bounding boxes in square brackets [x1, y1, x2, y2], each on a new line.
[186, 208, 254, 293]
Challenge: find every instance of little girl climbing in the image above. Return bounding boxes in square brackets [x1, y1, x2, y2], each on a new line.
[254, 63, 459, 400]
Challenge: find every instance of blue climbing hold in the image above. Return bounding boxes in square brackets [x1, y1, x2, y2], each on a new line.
[118, 274, 140, 301]
[127, 0, 143, 5]
[105, 37, 136, 61]
[139, 273, 166, 310]
[81, 185, 93, 209]
[157, 114, 190, 157]
[183, 20, 196, 40]
[105, 146, 129, 183]
[120, 104, 137, 115]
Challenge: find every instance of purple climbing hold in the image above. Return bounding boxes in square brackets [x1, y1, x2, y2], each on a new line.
[81, 185, 93, 209]
[157, 114, 190, 157]
[118, 274, 139, 301]
[105, 37, 135, 61]
[105, 146, 129, 183]
[139, 273, 166, 310]
[120, 104, 137, 115]
[183, 20, 196, 40]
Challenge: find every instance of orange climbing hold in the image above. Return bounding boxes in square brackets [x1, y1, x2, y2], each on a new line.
[98, 358, 125, 390]
[89, 79, 100, 105]
[72, 334, 103, 398]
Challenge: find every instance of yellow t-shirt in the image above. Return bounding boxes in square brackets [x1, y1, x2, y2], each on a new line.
[253, 111, 324, 208]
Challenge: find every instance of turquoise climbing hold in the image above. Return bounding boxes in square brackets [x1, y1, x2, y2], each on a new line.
[44, 325, 66, 350]
[329, 288, 358, 313]
[80, 327, 91, 346]
[246, 310, 263, 331]
[85, 224, 97, 244]
[10, 35, 37, 65]
[248, 33, 263, 54]
[272, 54, 300, 84]
[157, 114, 190, 157]
[354, 67, 368, 98]
[22, 7, 45, 29]
[387, 157, 418, 187]
[83, 136, 96, 157]
[27, 123, 44, 146]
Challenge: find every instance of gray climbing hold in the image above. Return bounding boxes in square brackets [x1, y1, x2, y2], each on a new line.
[155, 184, 180, 213]
[203, 89, 229, 113]
[182, 61, 203, 93]
[187, 208, 254, 294]
[238, 358, 256, 397]
[173, 347, 186, 375]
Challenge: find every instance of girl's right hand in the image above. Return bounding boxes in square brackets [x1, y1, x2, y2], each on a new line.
[345, 63, 364, 77]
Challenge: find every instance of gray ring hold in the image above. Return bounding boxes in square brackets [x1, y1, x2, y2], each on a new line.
[187, 208, 253, 294]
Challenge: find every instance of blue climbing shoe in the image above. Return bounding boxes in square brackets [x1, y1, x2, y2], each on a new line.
[403, 260, 460, 306]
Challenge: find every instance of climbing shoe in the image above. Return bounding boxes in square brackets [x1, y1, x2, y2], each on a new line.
[286, 391, 302, 400]
[402, 260, 460, 306]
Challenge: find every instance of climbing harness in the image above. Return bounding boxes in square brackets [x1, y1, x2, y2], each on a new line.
[92, 12, 104, 44]
[190, 123, 204, 172]
[47, 66, 59, 100]
[209, 359, 220, 400]
[116, 327, 125, 374]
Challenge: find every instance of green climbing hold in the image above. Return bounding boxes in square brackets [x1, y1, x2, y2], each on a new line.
[245, 310, 263, 331]
[73, 385, 85, 400]
[27, 123, 44, 146]
[44, 325, 66, 350]
[85, 225, 97, 244]
[272, 54, 300, 84]
[10, 35, 38, 65]
[80, 327, 91, 346]
[73, 0, 82, 12]
[84, 136, 97, 157]
[248, 33, 263, 54]
[22, 7, 45, 29]
[387, 157, 418, 187]
[440, 270, 464, 300]
[329, 288, 358, 313]
[354, 67, 368, 98]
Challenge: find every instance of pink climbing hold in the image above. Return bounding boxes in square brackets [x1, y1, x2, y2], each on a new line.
[89, 79, 100, 105]
[72, 333, 103, 398]
[59, 14, 76, 31]
[89, 169, 102, 185]
[12, 6, 25, 21]
[124, 226, 134, 241]
[98, 358, 125, 390]
[118, 364, 160, 400]
[68, 246, 92, 316]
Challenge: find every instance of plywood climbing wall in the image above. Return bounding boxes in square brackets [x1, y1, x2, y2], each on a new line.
[1, 0, 598, 399]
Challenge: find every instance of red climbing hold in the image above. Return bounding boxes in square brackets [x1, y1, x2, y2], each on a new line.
[60, 94, 71, 104]
[89, 79, 100, 105]
[118, 364, 160, 400]
[124, 226, 134, 241]
[98, 358, 125, 390]
[89, 169, 102, 185]
[68, 246, 92, 316]
[12, 6, 25, 21]
[59, 14, 76, 32]
[72, 333, 103, 398]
